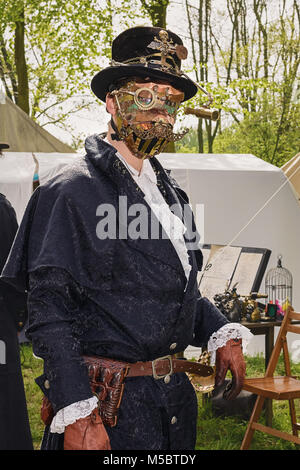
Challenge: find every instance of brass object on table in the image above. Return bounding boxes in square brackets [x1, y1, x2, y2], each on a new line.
[241, 292, 268, 322]
[213, 282, 243, 322]
[251, 307, 261, 322]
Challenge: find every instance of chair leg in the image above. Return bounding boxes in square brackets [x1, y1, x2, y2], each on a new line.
[288, 399, 299, 437]
[241, 395, 265, 450]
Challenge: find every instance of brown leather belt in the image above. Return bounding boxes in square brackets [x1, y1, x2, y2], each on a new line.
[126, 354, 214, 380]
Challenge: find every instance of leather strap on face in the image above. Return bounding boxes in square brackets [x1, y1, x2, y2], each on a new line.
[110, 118, 122, 141]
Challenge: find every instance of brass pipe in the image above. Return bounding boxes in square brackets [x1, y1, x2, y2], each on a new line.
[183, 106, 220, 121]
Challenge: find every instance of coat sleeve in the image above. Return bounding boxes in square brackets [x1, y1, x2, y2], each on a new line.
[190, 292, 229, 348]
[26, 267, 93, 414]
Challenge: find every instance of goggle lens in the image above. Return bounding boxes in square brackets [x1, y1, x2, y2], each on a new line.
[135, 88, 155, 109]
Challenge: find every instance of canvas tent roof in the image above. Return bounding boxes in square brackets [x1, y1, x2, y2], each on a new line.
[0, 92, 74, 153]
[281, 153, 300, 205]
[0, 89, 78, 222]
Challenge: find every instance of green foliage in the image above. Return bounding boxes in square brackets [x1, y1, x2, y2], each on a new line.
[213, 103, 300, 167]
[139, 0, 169, 28]
[175, 126, 199, 154]
[175, 73, 300, 165]
[181, 0, 300, 165]
[0, 0, 143, 143]
[20, 343, 44, 449]
[1, 0, 299, 158]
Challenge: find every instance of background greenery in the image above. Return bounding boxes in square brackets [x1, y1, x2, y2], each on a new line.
[20, 343, 300, 451]
[1, 0, 299, 162]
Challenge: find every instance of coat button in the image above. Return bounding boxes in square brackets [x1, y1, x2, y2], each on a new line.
[171, 416, 177, 425]
[170, 343, 177, 350]
[164, 374, 171, 384]
[44, 379, 50, 390]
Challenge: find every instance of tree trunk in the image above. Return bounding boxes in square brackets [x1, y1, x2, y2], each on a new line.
[0, 34, 18, 102]
[14, 5, 29, 114]
[140, 1, 169, 29]
[197, 118, 204, 153]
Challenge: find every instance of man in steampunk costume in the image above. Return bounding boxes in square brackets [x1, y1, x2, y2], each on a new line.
[1, 27, 252, 450]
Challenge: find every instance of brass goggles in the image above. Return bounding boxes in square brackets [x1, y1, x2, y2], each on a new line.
[111, 81, 184, 116]
[110, 80, 188, 159]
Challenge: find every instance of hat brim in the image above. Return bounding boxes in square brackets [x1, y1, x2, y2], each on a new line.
[91, 64, 198, 102]
[0, 142, 10, 150]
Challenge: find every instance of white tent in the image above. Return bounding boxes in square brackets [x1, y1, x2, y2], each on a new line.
[0, 152, 35, 224]
[0, 152, 79, 223]
[157, 152, 300, 359]
[281, 153, 300, 206]
[1, 149, 299, 358]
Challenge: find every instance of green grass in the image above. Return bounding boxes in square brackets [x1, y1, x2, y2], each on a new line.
[20, 344, 300, 450]
[20, 344, 44, 449]
[195, 354, 300, 450]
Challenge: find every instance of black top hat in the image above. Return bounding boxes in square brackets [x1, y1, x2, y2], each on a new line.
[91, 26, 198, 102]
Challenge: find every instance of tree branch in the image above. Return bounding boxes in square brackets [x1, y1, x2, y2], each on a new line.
[0, 33, 18, 101]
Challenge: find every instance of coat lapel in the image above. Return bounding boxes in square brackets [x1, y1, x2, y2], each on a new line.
[85, 135, 200, 282]
[111, 157, 186, 277]
[85, 137, 184, 277]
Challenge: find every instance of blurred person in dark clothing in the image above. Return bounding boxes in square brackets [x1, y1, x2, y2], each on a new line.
[0, 192, 33, 450]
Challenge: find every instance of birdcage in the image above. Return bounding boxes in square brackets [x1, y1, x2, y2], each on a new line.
[265, 255, 293, 313]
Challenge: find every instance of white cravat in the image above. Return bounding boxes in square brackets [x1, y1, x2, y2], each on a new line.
[116, 152, 192, 284]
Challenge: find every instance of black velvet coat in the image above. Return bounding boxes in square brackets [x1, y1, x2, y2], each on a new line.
[1, 136, 228, 450]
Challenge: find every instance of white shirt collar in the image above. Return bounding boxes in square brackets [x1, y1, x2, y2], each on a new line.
[116, 151, 157, 185]
[103, 138, 157, 184]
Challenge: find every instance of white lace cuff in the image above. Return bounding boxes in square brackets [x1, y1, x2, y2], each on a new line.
[207, 323, 253, 365]
[50, 396, 98, 434]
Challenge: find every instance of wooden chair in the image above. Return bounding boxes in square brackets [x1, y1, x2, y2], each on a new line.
[241, 307, 300, 449]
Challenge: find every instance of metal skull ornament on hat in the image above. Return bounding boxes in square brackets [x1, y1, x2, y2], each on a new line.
[91, 26, 197, 102]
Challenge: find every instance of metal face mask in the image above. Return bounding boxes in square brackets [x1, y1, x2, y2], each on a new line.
[110, 80, 188, 159]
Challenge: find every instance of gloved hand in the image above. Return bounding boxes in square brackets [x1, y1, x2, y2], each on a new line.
[215, 338, 246, 400]
[64, 408, 111, 450]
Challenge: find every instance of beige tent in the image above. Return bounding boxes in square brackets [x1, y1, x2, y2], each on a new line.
[0, 90, 77, 222]
[281, 153, 300, 205]
[0, 92, 74, 153]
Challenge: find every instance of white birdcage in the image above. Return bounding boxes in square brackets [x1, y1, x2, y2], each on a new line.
[265, 255, 293, 311]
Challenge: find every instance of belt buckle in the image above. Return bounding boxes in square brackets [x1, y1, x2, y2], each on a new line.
[152, 355, 173, 380]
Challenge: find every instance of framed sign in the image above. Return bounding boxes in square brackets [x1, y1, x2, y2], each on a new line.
[198, 244, 271, 302]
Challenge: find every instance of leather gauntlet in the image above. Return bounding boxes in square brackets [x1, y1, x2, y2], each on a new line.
[63, 408, 111, 450]
[215, 338, 246, 400]
[41, 396, 54, 426]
